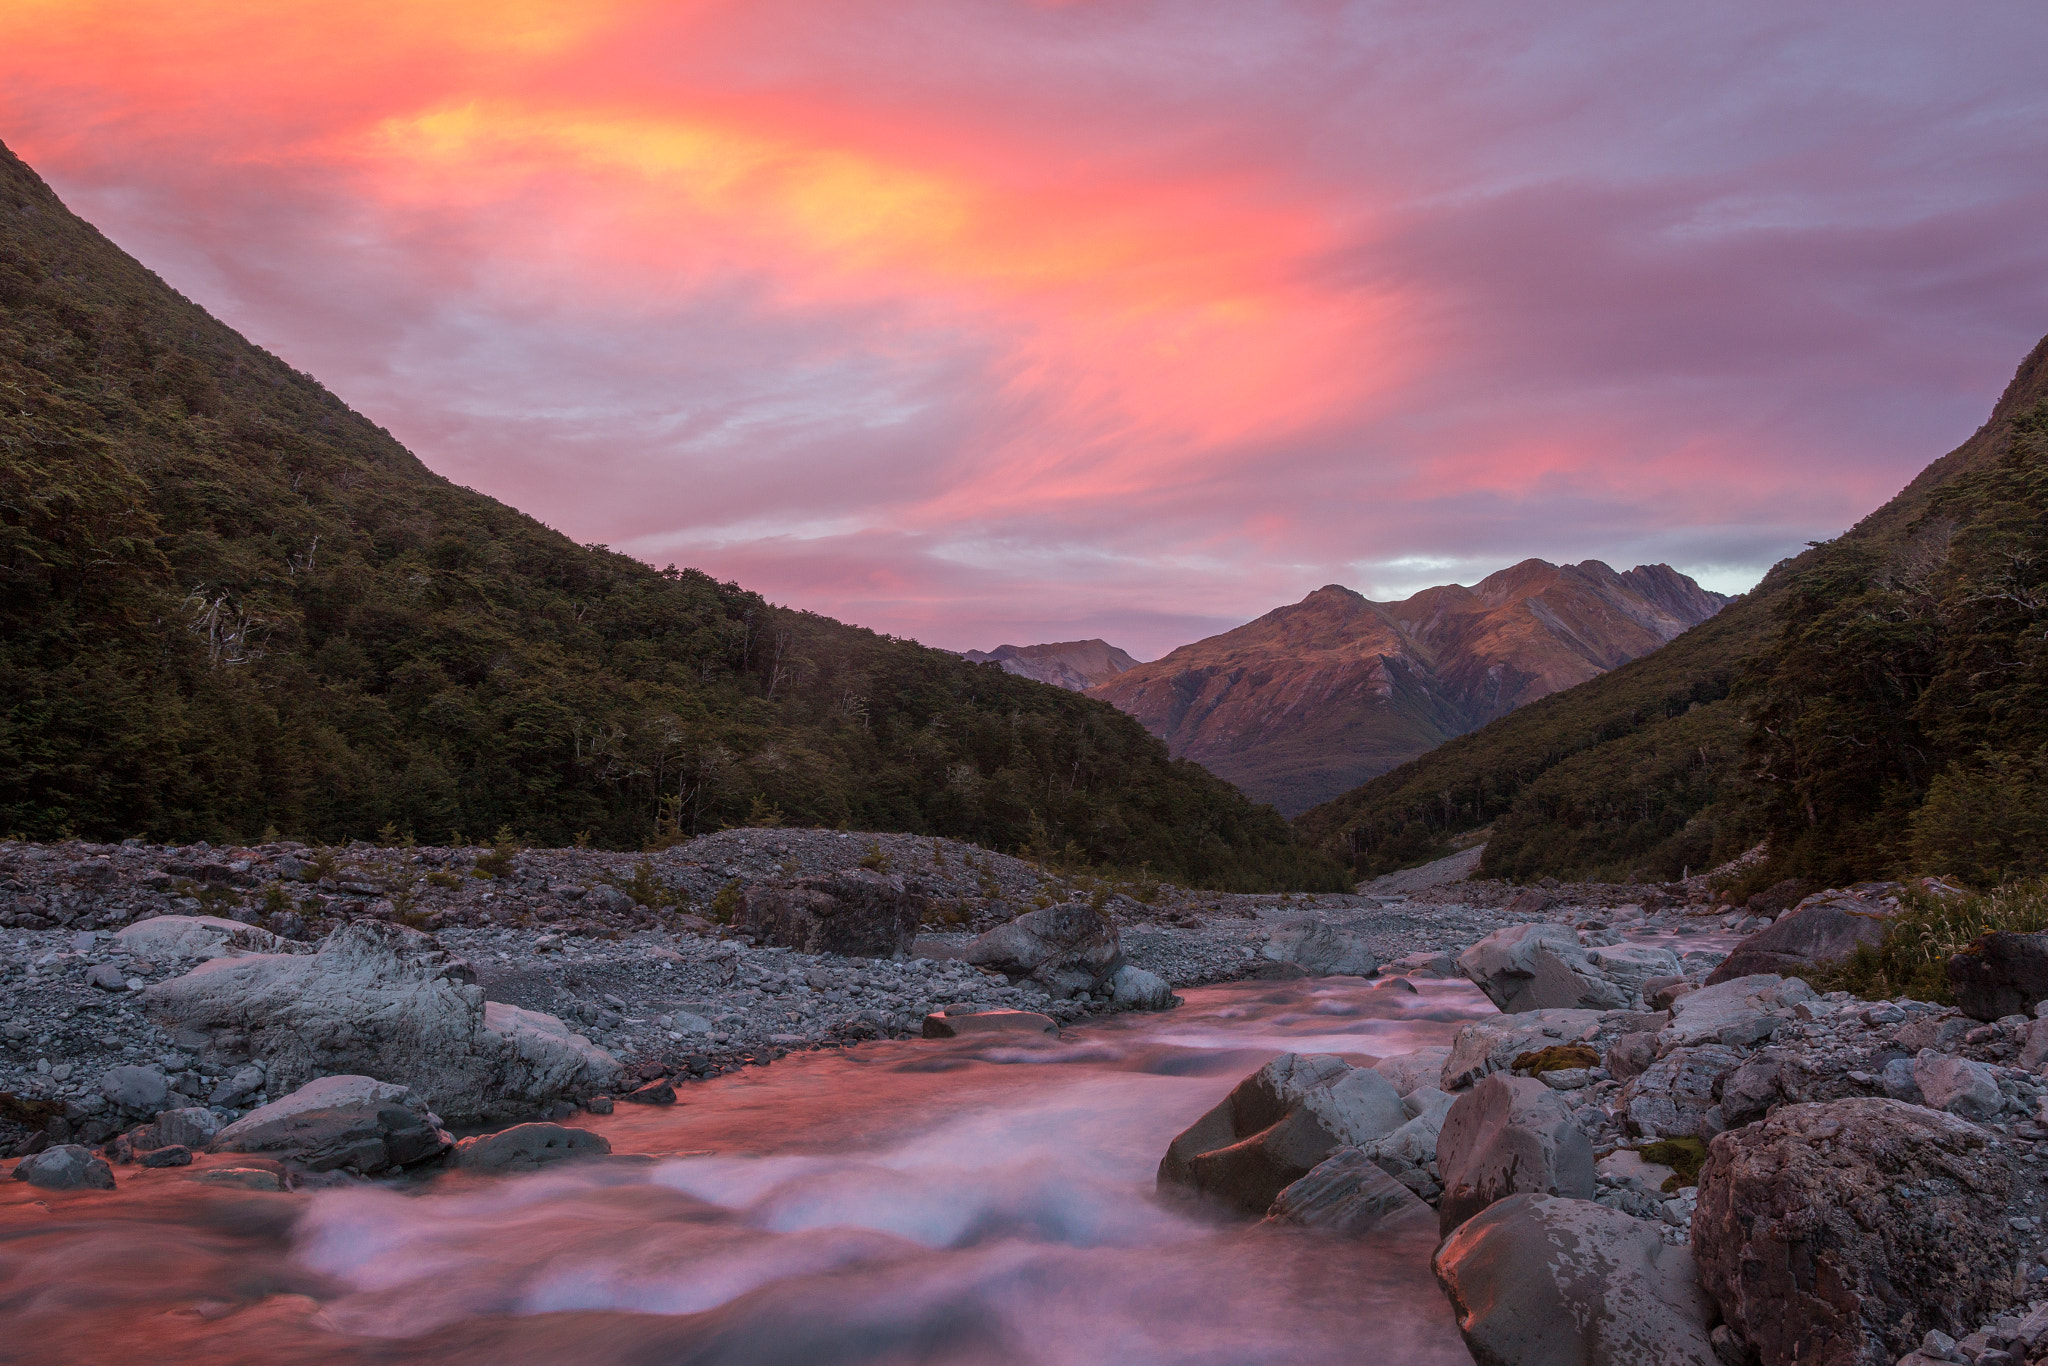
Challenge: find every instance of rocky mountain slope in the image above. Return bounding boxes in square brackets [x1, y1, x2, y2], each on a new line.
[1088, 561, 1727, 816]
[0, 139, 1345, 892]
[1297, 333, 2048, 887]
[960, 638, 1139, 691]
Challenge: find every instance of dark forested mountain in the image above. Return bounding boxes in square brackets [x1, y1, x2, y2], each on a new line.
[0, 140, 1345, 891]
[1091, 561, 1726, 816]
[1296, 334, 2048, 888]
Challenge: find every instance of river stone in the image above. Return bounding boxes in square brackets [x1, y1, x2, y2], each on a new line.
[966, 902, 1124, 999]
[142, 920, 617, 1122]
[97, 1064, 169, 1113]
[1705, 891, 1894, 985]
[1948, 932, 2048, 1022]
[1693, 1098, 2030, 1366]
[452, 1122, 611, 1173]
[1436, 1073, 1596, 1236]
[1157, 1053, 1407, 1215]
[210, 1074, 451, 1174]
[1265, 1146, 1434, 1235]
[1441, 1010, 1607, 1091]
[1108, 965, 1176, 1010]
[921, 1008, 1059, 1039]
[1619, 1044, 1743, 1139]
[115, 914, 293, 961]
[11, 1143, 116, 1191]
[1458, 924, 1631, 1013]
[1662, 973, 1812, 1048]
[1260, 919, 1379, 977]
[1581, 943, 1684, 1001]
[152, 1107, 222, 1149]
[139, 1144, 192, 1168]
[739, 868, 926, 959]
[1434, 1193, 1719, 1366]
[1359, 1087, 1458, 1201]
[1912, 1049, 2003, 1120]
[1605, 1031, 1659, 1085]
[1374, 1047, 1452, 1097]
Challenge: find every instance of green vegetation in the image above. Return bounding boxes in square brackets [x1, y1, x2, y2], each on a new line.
[1299, 336, 2048, 888]
[1812, 881, 2048, 1004]
[0, 140, 1345, 893]
[1637, 1138, 1709, 1191]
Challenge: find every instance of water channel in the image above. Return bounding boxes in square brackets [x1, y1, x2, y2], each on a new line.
[3, 971, 1508, 1365]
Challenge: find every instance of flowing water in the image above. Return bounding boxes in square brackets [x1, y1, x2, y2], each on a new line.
[2, 974, 1501, 1366]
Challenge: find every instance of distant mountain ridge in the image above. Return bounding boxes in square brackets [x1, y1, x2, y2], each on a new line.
[1087, 560, 1728, 816]
[960, 639, 1139, 691]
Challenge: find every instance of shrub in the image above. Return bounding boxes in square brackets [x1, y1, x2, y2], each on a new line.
[1812, 879, 2048, 1003]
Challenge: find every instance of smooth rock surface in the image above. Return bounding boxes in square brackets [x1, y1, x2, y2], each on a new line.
[1434, 1193, 1719, 1366]
[1157, 1053, 1408, 1215]
[1620, 1044, 1743, 1139]
[451, 1122, 611, 1172]
[143, 921, 617, 1121]
[1693, 1098, 2027, 1366]
[115, 914, 293, 961]
[1458, 923, 1631, 1013]
[1107, 964, 1176, 1010]
[1912, 1049, 2004, 1119]
[1662, 974, 1812, 1048]
[1706, 892, 1893, 985]
[1259, 918, 1379, 977]
[966, 902, 1124, 998]
[209, 1075, 451, 1174]
[1440, 1010, 1606, 1091]
[921, 1008, 1059, 1039]
[1264, 1145, 1435, 1235]
[1436, 1073, 1596, 1234]
[97, 1064, 169, 1113]
[11, 1143, 116, 1191]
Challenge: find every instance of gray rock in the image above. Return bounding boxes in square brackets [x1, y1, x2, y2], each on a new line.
[12, 1143, 116, 1191]
[451, 1122, 611, 1173]
[1880, 1055, 1926, 1104]
[1706, 891, 1894, 985]
[1358, 1086, 1458, 1200]
[1619, 1044, 1744, 1139]
[1458, 924, 1631, 1013]
[210, 1074, 452, 1173]
[1440, 1010, 1607, 1091]
[115, 914, 292, 961]
[1718, 1053, 1785, 1127]
[152, 1107, 222, 1149]
[98, 1064, 169, 1113]
[1373, 1047, 1452, 1097]
[1434, 1193, 1720, 1366]
[1582, 942, 1685, 1001]
[139, 1144, 192, 1168]
[1107, 964, 1176, 1010]
[1912, 1049, 2003, 1119]
[1265, 1146, 1435, 1235]
[1436, 1073, 1596, 1235]
[921, 1009, 1059, 1039]
[966, 902, 1123, 998]
[583, 884, 636, 916]
[1158, 1053, 1408, 1215]
[2020, 1017, 2048, 1073]
[1605, 1031, 1660, 1085]
[85, 962, 128, 991]
[209, 1064, 265, 1107]
[1948, 933, 2048, 1023]
[1662, 973, 1811, 1048]
[142, 920, 616, 1122]
[740, 869, 927, 959]
[1694, 1098, 2028, 1366]
[1260, 919, 1379, 977]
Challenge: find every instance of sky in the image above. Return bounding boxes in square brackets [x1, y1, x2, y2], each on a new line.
[3, 2, 2045, 660]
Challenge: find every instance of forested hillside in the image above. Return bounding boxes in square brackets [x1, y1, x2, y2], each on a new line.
[0, 140, 1345, 891]
[1298, 334, 2048, 887]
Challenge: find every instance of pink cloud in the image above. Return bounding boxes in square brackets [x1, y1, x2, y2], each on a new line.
[1, 0, 2043, 660]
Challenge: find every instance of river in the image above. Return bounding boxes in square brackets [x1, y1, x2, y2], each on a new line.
[2, 972, 1500, 1366]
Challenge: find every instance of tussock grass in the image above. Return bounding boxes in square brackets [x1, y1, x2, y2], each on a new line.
[1812, 880, 2048, 1003]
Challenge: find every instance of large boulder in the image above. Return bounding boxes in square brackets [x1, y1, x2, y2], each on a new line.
[1259, 919, 1379, 977]
[1265, 1146, 1435, 1236]
[1693, 1098, 2033, 1366]
[1618, 1043, 1745, 1139]
[1947, 931, 2048, 1022]
[1436, 1073, 1596, 1235]
[1440, 1009, 1607, 1091]
[1458, 923, 1635, 1013]
[11, 1143, 116, 1191]
[920, 1008, 1059, 1039]
[451, 1122, 611, 1173]
[739, 869, 926, 959]
[1357, 1085, 1459, 1202]
[966, 902, 1123, 998]
[142, 921, 617, 1122]
[97, 1064, 169, 1114]
[1662, 973, 1813, 1048]
[115, 914, 293, 961]
[1434, 1193, 1720, 1366]
[1705, 891, 1894, 985]
[1108, 964, 1176, 1010]
[1911, 1049, 2004, 1120]
[210, 1075, 451, 1173]
[1157, 1053, 1407, 1215]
